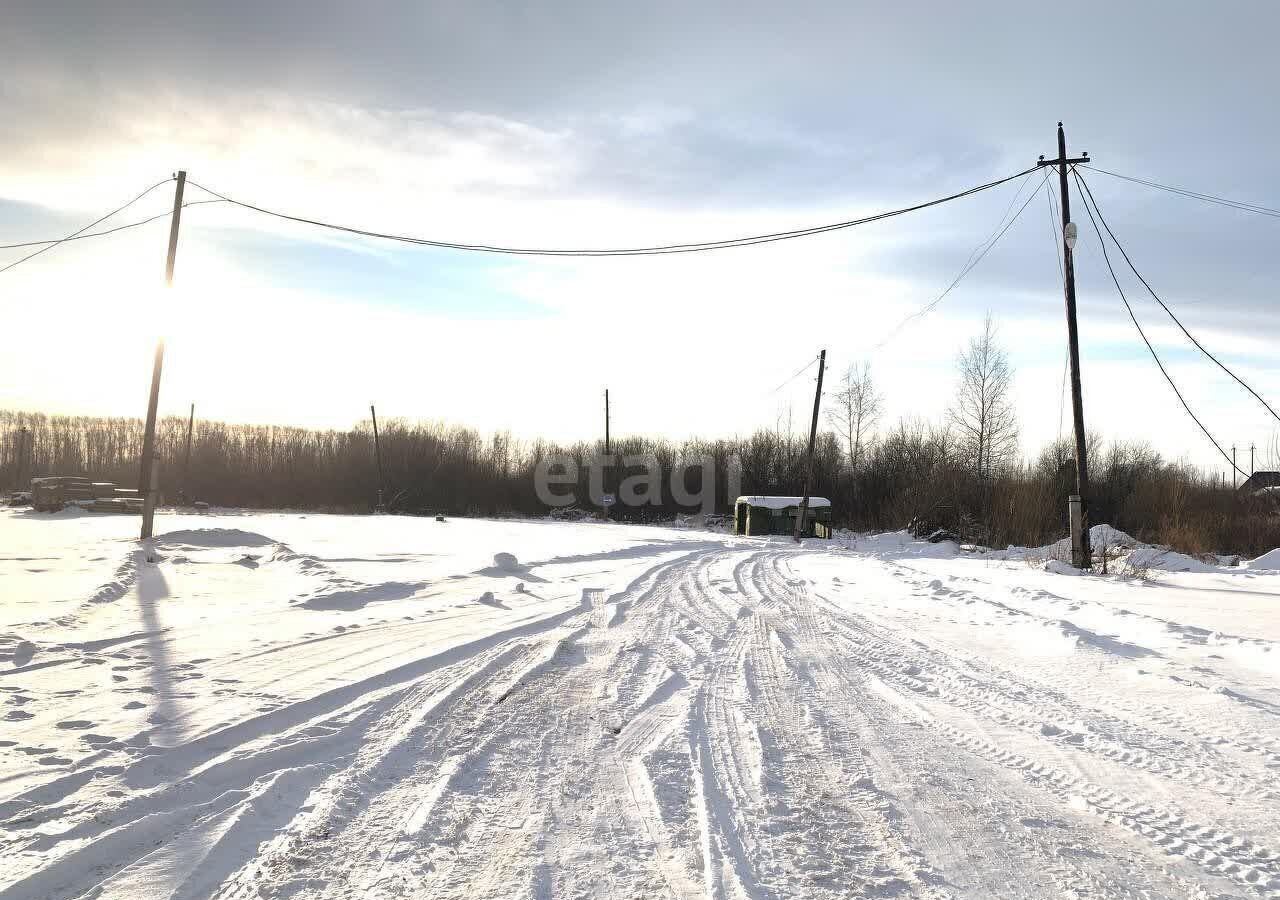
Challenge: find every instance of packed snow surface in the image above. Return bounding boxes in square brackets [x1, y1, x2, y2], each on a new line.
[2, 510, 1279, 899]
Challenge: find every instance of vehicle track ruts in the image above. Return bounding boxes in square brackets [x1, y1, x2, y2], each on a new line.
[779, 551, 1280, 896]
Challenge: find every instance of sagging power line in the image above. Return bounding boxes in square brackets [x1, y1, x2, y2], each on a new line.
[0, 200, 224, 255]
[181, 168, 1039, 257]
[1074, 169, 1248, 478]
[1081, 165, 1280, 219]
[871, 169, 1050, 351]
[1073, 170, 1280, 429]
[0, 179, 174, 275]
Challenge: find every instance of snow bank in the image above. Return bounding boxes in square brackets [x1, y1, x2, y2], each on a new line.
[992, 524, 1244, 578]
[1042, 559, 1084, 576]
[1123, 546, 1218, 574]
[1089, 524, 1138, 549]
[156, 528, 277, 548]
[853, 530, 960, 559]
[1246, 548, 1280, 570]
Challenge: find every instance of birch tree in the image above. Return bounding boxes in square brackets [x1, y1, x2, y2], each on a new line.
[826, 361, 882, 472]
[950, 314, 1018, 480]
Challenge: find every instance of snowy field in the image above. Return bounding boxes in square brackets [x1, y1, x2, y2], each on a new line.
[1, 509, 1278, 899]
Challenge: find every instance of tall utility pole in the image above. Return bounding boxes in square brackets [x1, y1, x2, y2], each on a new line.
[1037, 125, 1092, 569]
[1232, 445, 1238, 489]
[370, 404, 386, 511]
[17, 426, 30, 489]
[1250, 443, 1255, 476]
[139, 171, 186, 541]
[794, 350, 826, 543]
[180, 403, 195, 505]
[603, 388, 612, 518]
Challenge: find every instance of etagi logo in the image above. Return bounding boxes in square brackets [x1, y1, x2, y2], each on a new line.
[533, 453, 741, 516]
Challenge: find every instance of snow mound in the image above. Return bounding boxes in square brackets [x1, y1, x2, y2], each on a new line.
[493, 552, 520, 571]
[1246, 548, 1280, 570]
[856, 531, 960, 559]
[156, 528, 276, 548]
[1043, 559, 1084, 576]
[1124, 546, 1217, 574]
[1090, 524, 1137, 548]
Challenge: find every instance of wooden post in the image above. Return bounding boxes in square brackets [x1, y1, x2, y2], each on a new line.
[603, 389, 612, 519]
[140, 171, 186, 540]
[794, 350, 826, 543]
[371, 404, 386, 511]
[1037, 125, 1092, 569]
[180, 403, 194, 504]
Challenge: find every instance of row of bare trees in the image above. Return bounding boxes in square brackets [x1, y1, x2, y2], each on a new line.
[3, 316, 1276, 555]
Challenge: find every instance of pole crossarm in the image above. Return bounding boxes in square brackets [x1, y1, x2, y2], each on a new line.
[1037, 155, 1091, 167]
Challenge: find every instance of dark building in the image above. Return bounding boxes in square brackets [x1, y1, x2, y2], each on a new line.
[733, 496, 833, 538]
[1238, 471, 1280, 495]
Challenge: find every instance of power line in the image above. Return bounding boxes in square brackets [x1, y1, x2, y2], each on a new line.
[1080, 165, 1280, 219]
[872, 169, 1048, 350]
[1045, 176, 1065, 282]
[1044, 178, 1069, 443]
[0, 179, 174, 275]
[1074, 170, 1280, 428]
[772, 354, 821, 393]
[1074, 172, 1247, 477]
[0, 199, 225, 253]
[184, 167, 1039, 257]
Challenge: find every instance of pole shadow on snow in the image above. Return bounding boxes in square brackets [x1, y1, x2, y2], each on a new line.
[135, 561, 187, 748]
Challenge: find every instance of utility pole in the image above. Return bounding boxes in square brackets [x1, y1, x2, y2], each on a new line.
[370, 404, 386, 511]
[180, 403, 195, 505]
[1232, 445, 1237, 489]
[16, 426, 30, 489]
[603, 388, 612, 519]
[794, 350, 826, 543]
[1037, 125, 1092, 569]
[1250, 443, 1255, 476]
[139, 171, 186, 541]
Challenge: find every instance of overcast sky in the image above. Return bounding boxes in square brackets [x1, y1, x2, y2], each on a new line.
[2, 1, 1278, 472]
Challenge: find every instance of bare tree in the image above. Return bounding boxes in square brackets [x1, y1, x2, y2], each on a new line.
[826, 361, 882, 472]
[950, 314, 1018, 480]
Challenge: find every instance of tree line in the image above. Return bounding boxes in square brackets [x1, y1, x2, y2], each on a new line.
[3, 317, 1276, 556]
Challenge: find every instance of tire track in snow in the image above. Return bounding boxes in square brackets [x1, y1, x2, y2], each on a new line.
[790, 552, 1280, 896]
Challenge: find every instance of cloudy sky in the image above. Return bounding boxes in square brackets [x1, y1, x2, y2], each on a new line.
[2, 1, 1278, 472]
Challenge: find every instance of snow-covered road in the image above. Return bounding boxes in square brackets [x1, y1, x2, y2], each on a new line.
[2, 511, 1278, 898]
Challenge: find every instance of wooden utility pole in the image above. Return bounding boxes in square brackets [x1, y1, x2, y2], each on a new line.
[371, 404, 386, 511]
[140, 171, 186, 541]
[1250, 443, 1255, 476]
[1037, 125, 1092, 569]
[794, 350, 826, 543]
[180, 403, 195, 504]
[1232, 445, 1238, 488]
[18, 426, 30, 489]
[603, 388, 612, 518]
